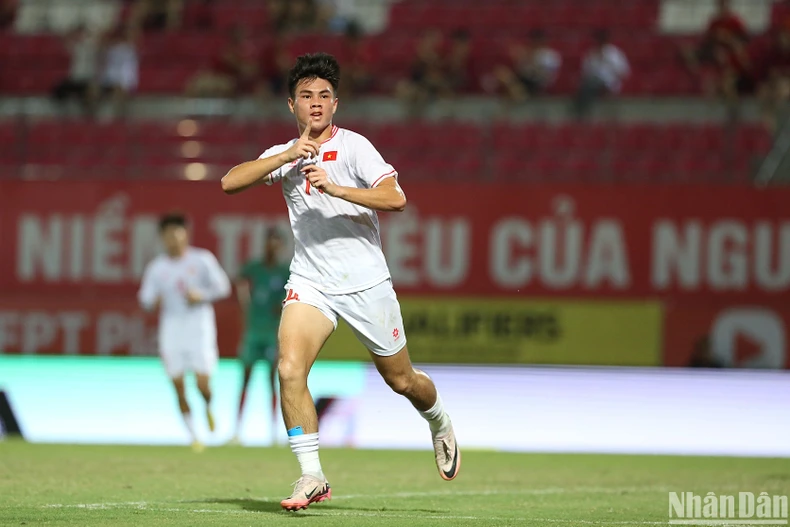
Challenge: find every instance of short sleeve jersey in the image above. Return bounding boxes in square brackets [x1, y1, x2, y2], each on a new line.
[137, 247, 231, 350]
[259, 126, 398, 294]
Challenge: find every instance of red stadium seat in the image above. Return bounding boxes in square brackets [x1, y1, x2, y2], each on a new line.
[6, 119, 768, 184]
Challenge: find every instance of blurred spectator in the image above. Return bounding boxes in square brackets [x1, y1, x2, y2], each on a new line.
[0, 0, 17, 31]
[185, 0, 214, 30]
[187, 26, 258, 98]
[317, 0, 360, 34]
[396, 30, 450, 113]
[99, 27, 139, 118]
[706, 0, 748, 41]
[283, 0, 320, 34]
[755, 21, 790, 132]
[446, 29, 474, 95]
[267, 0, 289, 31]
[337, 21, 374, 97]
[257, 28, 293, 98]
[128, 0, 183, 32]
[51, 26, 100, 117]
[572, 30, 629, 120]
[487, 30, 561, 101]
[704, 29, 752, 106]
[681, 0, 749, 88]
[315, 0, 344, 33]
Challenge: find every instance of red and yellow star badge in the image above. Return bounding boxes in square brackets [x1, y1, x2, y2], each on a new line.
[322, 151, 338, 162]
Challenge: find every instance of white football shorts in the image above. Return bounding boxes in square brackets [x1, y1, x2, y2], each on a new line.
[282, 278, 407, 356]
[157, 315, 219, 378]
[159, 346, 218, 379]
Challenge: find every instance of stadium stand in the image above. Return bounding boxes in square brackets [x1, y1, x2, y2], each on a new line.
[0, 0, 783, 95]
[0, 0, 787, 183]
[0, 119, 773, 183]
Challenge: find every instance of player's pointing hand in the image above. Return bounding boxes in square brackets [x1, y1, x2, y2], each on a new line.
[302, 165, 339, 196]
[285, 123, 320, 162]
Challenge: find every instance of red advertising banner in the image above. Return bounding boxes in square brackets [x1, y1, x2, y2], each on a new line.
[664, 303, 790, 369]
[1, 182, 789, 301]
[0, 297, 242, 358]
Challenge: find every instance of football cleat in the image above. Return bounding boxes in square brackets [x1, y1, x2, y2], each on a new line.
[432, 425, 461, 481]
[280, 475, 331, 511]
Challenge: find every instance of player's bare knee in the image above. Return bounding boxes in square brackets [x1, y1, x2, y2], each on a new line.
[385, 371, 416, 397]
[414, 368, 432, 381]
[277, 355, 308, 386]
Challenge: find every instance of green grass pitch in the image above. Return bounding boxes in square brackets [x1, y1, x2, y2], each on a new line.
[1, 440, 788, 526]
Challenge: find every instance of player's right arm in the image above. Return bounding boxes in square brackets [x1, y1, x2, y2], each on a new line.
[221, 126, 320, 195]
[137, 261, 160, 312]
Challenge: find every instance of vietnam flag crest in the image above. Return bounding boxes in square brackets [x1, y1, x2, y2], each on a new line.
[322, 151, 338, 162]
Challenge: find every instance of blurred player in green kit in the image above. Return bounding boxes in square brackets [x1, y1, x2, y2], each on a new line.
[230, 228, 290, 445]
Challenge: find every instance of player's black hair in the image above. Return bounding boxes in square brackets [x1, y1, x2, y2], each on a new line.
[158, 212, 188, 232]
[287, 52, 340, 98]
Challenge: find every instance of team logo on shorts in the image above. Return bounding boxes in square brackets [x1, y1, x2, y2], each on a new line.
[284, 289, 300, 303]
[392, 328, 400, 340]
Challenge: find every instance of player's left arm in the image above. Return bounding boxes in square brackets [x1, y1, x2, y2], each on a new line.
[137, 261, 161, 312]
[187, 252, 232, 305]
[302, 166, 406, 212]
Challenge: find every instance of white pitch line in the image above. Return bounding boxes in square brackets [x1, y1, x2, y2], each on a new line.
[534, 520, 666, 526]
[155, 508, 256, 515]
[41, 500, 672, 525]
[41, 485, 674, 511]
[288, 510, 668, 524]
[334, 485, 672, 500]
[43, 501, 149, 510]
[111, 506, 670, 525]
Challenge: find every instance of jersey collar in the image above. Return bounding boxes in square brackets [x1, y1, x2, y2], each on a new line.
[321, 125, 339, 144]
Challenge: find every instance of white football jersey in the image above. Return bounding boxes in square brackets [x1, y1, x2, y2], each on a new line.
[260, 125, 398, 294]
[137, 247, 231, 353]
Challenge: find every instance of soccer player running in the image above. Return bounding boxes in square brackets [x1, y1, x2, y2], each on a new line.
[137, 213, 232, 452]
[230, 228, 290, 445]
[221, 53, 460, 511]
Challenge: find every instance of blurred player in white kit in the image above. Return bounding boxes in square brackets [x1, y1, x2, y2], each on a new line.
[221, 53, 460, 511]
[137, 212, 231, 452]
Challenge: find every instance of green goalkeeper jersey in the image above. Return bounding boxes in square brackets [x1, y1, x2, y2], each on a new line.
[239, 260, 290, 336]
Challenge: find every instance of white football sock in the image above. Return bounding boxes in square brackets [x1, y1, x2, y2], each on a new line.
[419, 393, 452, 436]
[182, 412, 197, 441]
[289, 433, 324, 480]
